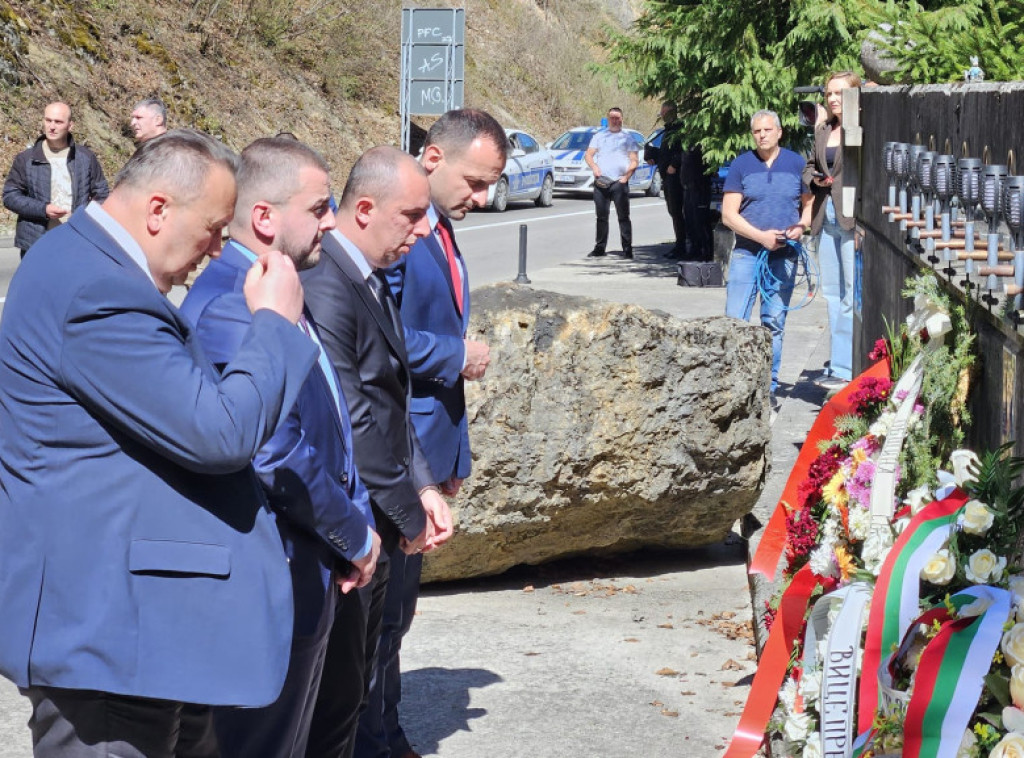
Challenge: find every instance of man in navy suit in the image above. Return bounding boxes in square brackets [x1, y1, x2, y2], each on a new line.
[181, 137, 381, 758]
[0, 130, 316, 757]
[358, 110, 507, 758]
[302, 146, 453, 758]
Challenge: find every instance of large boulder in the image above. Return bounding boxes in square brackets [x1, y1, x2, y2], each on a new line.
[421, 284, 771, 582]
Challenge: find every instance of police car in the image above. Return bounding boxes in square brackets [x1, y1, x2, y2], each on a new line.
[549, 126, 661, 196]
[483, 129, 555, 212]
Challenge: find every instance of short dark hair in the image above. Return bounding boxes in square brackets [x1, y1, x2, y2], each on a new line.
[339, 146, 425, 209]
[235, 137, 329, 212]
[114, 129, 238, 204]
[423, 109, 509, 162]
[608, 107, 623, 116]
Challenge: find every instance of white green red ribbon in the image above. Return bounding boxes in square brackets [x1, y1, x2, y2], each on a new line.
[903, 586, 1010, 758]
[857, 491, 968, 732]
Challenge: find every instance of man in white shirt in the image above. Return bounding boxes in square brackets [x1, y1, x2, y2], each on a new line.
[584, 106, 638, 259]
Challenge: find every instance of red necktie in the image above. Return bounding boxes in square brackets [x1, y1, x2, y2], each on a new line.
[436, 218, 463, 314]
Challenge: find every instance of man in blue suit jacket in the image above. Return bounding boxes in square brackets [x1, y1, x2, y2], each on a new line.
[181, 137, 381, 758]
[362, 110, 507, 758]
[0, 130, 316, 757]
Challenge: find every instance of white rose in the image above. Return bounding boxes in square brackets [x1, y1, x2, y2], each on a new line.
[949, 449, 981, 487]
[956, 727, 977, 758]
[960, 499, 995, 536]
[965, 549, 1006, 584]
[990, 731, 1024, 758]
[1011, 667, 1024, 710]
[783, 708, 813, 743]
[904, 484, 933, 515]
[1010, 575, 1024, 602]
[1007, 707, 1024, 734]
[1003, 624, 1024, 668]
[802, 733, 823, 758]
[921, 548, 956, 585]
[799, 670, 821, 705]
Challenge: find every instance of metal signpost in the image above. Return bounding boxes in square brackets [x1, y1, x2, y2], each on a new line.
[400, 7, 466, 152]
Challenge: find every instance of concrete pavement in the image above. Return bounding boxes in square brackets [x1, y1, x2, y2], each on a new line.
[0, 230, 830, 756]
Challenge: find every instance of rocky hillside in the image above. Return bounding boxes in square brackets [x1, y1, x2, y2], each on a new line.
[0, 0, 655, 229]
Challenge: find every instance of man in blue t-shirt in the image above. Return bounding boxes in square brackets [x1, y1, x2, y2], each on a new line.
[722, 109, 812, 402]
[584, 107, 638, 259]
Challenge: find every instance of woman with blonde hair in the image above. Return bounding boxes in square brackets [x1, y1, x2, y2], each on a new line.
[805, 70, 861, 389]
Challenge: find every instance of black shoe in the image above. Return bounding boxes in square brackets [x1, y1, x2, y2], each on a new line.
[616, 250, 633, 259]
[587, 248, 607, 258]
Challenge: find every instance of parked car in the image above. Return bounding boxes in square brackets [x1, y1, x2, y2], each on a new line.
[548, 126, 661, 197]
[642, 127, 729, 212]
[483, 129, 555, 212]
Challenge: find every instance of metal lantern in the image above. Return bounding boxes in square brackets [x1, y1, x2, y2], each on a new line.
[1005, 176, 1024, 309]
[1005, 176, 1024, 251]
[981, 164, 1008, 227]
[957, 158, 983, 216]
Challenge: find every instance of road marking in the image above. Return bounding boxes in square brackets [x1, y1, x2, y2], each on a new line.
[457, 200, 665, 232]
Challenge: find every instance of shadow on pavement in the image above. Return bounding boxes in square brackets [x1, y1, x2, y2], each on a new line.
[402, 667, 503, 754]
[566, 242, 688, 280]
[422, 541, 747, 596]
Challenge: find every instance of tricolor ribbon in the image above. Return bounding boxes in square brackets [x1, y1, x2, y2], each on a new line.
[749, 360, 890, 578]
[857, 491, 968, 732]
[904, 588, 1008, 758]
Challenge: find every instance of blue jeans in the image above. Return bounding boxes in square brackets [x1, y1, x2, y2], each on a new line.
[816, 198, 856, 380]
[725, 247, 797, 394]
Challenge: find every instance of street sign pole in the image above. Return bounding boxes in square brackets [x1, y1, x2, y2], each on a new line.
[400, 7, 466, 153]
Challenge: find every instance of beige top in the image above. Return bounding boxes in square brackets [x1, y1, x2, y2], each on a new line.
[42, 142, 72, 229]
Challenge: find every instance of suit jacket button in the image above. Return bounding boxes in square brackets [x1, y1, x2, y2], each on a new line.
[339, 473, 348, 484]
[402, 456, 409, 466]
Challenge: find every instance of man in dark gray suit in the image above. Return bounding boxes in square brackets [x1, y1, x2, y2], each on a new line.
[302, 146, 453, 758]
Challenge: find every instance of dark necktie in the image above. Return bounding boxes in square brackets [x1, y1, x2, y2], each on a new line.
[368, 270, 403, 340]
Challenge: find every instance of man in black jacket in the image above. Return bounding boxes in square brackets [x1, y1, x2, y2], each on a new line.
[3, 102, 109, 258]
[649, 101, 687, 259]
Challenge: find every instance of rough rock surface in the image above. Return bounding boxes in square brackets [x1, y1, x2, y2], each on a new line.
[422, 284, 772, 582]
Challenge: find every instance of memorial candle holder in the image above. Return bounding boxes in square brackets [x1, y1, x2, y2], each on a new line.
[980, 164, 1008, 304]
[956, 158, 982, 290]
[1003, 176, 1024, 313]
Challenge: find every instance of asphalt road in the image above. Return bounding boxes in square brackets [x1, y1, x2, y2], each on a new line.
[453, 194, 671, 286]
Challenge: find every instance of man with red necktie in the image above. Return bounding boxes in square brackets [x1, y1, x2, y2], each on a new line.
[359, 109, 507, 758]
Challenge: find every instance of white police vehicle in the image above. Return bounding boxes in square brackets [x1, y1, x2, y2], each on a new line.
[484, 129, 555, 212]
[549, 126, 661, 196]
